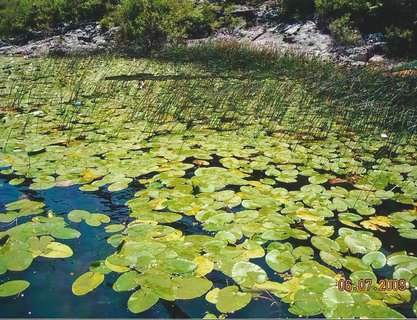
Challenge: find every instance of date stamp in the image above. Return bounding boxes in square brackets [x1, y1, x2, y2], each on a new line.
[337, 279, 408, 292]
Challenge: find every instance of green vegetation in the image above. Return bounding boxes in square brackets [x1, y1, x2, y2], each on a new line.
[0, 44, 417, 317]
[1, 0, 417, 56]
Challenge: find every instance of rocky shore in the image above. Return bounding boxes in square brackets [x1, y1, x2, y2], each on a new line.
[0, 7, 390, 67]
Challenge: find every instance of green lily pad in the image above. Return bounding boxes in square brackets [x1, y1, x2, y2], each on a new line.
[362, 251, 386, 269]
[398, 228, 417, 239]
[0, 280, 30, 297]
[173, 277, 212, 299]
[40, 242, 73, 258]
[311, 236, 340, 252]
[113, 271, 140, 292]
[231, 261, 267, 288]
[214, 286, 251, 313]
[265, 250, 295, 273]
[127, 288, 159, 313]
[72, 272, 104, 296]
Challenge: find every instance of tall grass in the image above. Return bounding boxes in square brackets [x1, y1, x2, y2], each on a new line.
[0, 43, 416, 154]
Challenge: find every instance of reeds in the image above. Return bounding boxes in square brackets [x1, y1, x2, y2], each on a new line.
[0, 43, 416, 154]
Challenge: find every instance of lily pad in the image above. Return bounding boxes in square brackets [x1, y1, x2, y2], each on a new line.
[362, 251, 386, 269]
[72, 272, 104, 296]
[0, 280, 30, 297]
[214, 286, 251, 313]
[127, 288, 159, 313]
[265, 250, 295, 273]
[231, 261, 267, 288]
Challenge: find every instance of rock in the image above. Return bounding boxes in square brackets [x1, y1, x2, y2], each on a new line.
[285, 24, 301, 36]
[366, 32, 385, 44]
[231, 5, 258, 25]
[368, 55, 386, 65]
[0, 22, 116, 57]
[351, 61, 366, 67]
[348, 45, 375, 62]
[349, 52, 368, 62]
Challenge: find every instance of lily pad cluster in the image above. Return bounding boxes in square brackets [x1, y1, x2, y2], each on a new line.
[0, 56, 417, 318]
[0, 200, 80, 297]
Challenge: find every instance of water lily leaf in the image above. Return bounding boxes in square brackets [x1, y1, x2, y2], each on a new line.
[322, 287, 354, 316]
[51, 227, 81, 239]
[193, 256, 214, 276]
[308, 174, 330, 184]
[206, 288, 221, 304]
[89, 260, 112, 275]
[72, 272, 104, 296]
[0, 280, 30, 297]
[231, 261, 267, 288]
[162, 258, 197, 274]
[362, 251, 386, 269]
[344, 233, 381, 254]
[127, 288, 159, 313]
[266, 250, 295, 273]
[113, 271, 140, 292]
[215, 286, 251, 313]
[105, 224, 125, 233]
[410, 276, 417, 288]
[387, 254, 417, 266]
[40, 242, 73, 258]
[304, 222, 334, 237]
[413, 301, 417, 317]
[393, 268, 414, 281]
[3, 250, 33, 271]
[311, 236, 340, 252]
[350, 270, 377, 284]
[9, 178, 25, 186]
[341, 256, 371, 272]
[289, 288, 322, 316]
[361, 216, 391, 231]
[301, 274, 335, 294]
[85, 213, 110, 226]
[398, 228, 417, 239]
[382, 289, 411, 305]
[108, 182, 130, 192]
[68, 210, 90, 222]
[292, 246, 314, 261]
[173, 277, 212, 299]
[320, 250, 342, 268]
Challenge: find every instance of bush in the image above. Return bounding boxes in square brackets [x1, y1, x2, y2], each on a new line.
[385, 26, 416, 57]
[0, 0, 114, 38]
[329, 14, 361, 46]
[278, 0, 315, 19]
[0, 0, 32, 36]
[115, 0, 217, 52]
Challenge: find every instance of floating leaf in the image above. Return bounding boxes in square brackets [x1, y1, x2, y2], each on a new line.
[0, 280, 30, 297]
[362, 251, 386, 269]
[231, 261, 267, 288]
[40, 242, 73, 258]
[3, 250, 33, 271]
[173, 277, 212, 299]
[311, 236, 340, 252]
[266, 250, 295, 273]
[193, 256, 214, 276]
[113, 271, 140, 292]
[72, 272, 104, 296]
[215, 286, 251, 313]
[127, 288, 159, 313]
[398, 228, 417, 239]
